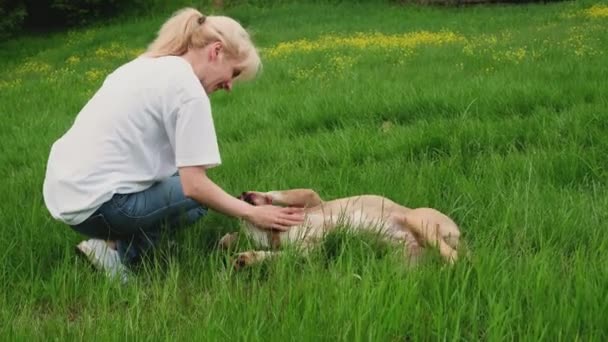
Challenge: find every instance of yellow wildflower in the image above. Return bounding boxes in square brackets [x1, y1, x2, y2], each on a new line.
[330, 55, 356, 72]
[566, 26, 598, 57]
[95, 42, 134, 60]
[0, 79, 22, 90]
[264, 31, 465, 59]
[67, 56, 80, 65]
[45, 67, 76, 84]
[463, 34, 499, 56]
[15, 61, 52, 75]
[585, 4, 608, 18]
[85, 69, 105, 82]
[491, 47, 527, 64]
[505, 47, 527, 63]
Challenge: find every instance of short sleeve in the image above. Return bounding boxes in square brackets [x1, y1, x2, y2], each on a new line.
[174, 97, 221, 168]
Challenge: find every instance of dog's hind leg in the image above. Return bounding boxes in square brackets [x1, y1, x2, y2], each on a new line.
[402, 232, 424, 267]
[396, 212, 458, 264]
[383, 227, 424, 267]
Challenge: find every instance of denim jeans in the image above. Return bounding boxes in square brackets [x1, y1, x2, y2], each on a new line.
[71, 174, 207, 265]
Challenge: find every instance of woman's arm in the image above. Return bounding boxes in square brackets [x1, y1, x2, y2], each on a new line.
[178, 166, 304, 231]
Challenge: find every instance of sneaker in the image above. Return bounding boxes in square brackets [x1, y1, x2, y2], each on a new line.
[76, 239, 129, 284]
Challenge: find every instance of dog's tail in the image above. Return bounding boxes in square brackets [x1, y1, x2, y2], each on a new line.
[397, 212, 458, 264]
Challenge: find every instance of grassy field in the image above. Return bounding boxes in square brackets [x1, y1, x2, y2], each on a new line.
[1, 0, 608, 339]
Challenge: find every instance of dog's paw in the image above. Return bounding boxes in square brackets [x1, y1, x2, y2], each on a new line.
[446, 250, 458, 265]
[232, 251, 258, 270]
[218, 233, 239, 250]
[238, 191, 272, 206]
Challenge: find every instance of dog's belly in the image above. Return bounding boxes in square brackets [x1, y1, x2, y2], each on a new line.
[243, 216, 327, 249]
[278, 213, 328, 246]
[244, 211, 422, 257]
[306, 201, 399, 229]
[244, 195, 412, 249]
[278, 209, 401, 245]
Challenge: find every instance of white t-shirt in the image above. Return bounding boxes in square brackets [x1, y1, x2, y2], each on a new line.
[43, 56, 221, 225]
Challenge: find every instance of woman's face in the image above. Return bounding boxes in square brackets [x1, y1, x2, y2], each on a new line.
[198, 42, 242, 94]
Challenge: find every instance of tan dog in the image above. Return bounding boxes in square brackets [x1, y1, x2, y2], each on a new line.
[220, 189, 462, 268]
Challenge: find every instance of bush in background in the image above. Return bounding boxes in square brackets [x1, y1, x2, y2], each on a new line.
[394, 0, 567, 5]
[0, 0, 27, 40]
[0, 0, 138, 39]
[26, 0, 122, 27]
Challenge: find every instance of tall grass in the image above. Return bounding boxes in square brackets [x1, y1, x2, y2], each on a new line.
[1, 1, 607, 339]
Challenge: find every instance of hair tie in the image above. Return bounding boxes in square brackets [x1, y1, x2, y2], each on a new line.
[198, 16, 206, 25]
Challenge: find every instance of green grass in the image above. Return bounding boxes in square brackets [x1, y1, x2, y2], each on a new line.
[2, 0, 608, 339]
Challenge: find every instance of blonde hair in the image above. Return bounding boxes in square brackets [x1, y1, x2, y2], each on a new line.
[145, 8, 261, 81]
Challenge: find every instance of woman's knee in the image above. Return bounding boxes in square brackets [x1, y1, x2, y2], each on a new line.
[71, 212, 131, 240]
[187, 206, 207, 224]
[171, 206, 206, 227]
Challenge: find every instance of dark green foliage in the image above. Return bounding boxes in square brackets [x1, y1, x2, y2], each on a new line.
[25, 0, 122, 27]
[0, 0, 26, 40]
[395, 0, 568, 4]
[1, 0, 140, 38]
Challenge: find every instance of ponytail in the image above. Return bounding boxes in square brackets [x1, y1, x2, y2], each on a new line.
[145, 8, 204, 57]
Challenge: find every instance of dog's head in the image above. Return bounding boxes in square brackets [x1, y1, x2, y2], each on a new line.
[237, 191, 272, 206]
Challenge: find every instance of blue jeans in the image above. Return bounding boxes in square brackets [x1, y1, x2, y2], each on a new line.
[71, 175, 207, 265]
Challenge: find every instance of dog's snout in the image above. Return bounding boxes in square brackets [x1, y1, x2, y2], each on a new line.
[234, 255, 247, 269]
[237, 192, 257, 206]
[244, 193, 255, 205]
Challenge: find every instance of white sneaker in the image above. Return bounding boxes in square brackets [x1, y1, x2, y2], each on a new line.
[76, 239, 129, 284]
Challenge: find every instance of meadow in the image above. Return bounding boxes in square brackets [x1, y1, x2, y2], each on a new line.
[1, 1, 607, 339]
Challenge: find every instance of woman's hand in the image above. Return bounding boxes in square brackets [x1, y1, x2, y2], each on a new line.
[244, 205, 305, 231]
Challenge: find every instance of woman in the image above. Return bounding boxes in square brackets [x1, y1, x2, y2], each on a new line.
[43, 8, 304, 282]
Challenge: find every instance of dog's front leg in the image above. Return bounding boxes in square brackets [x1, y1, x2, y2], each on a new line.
[266, 189, 323, 208]
[241, 189, 323, 208]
